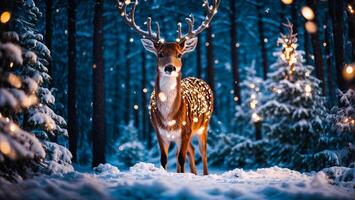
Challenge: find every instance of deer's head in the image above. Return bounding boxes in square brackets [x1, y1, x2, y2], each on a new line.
[117, 0, 220, 77]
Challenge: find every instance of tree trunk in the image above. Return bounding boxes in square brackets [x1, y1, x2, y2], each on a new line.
[230, 0, 241, 105]
[92, 0, 105, 167]
[304, 31, 310, 64]
[113, 24, 121, 140]
[67, 0, 77, 162]
[348, 0, 355, 61]
[257, 3, 268, 80]
[307, 0, 326, 93]
[45, 0, 52, 77]
[141, 50, 148, 142]
[206, 26, 216, 112]
[124, 33, 131, 124]
[134, 86, 139, 133]
[254, 121, 262, 140]
[324, 13, 335, 103]
[330, 0, 347, 91]
[196, 35, 202, 78]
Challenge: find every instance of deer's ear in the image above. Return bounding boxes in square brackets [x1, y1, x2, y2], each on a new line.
[181, 37, 198, 54]
[141, 39, 157, 54]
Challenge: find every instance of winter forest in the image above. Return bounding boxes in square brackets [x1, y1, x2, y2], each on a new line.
[0, 0, 354, 199]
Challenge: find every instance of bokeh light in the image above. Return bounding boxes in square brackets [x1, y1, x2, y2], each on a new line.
[281, 0, 293, 5]
[301, 6, 315, 20]
[0, 11, 11, 24]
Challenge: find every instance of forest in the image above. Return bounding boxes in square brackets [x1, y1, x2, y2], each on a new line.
[0, 0, 354, 199]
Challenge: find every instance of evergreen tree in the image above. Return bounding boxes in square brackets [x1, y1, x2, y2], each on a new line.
[259, 22, 327, 171]
[11, 0, 72, 174]
[114, 121, 146, 167]
[313, 89, 355, 170]
[235, 62, 264, 139]
[0, 32, 45, 181]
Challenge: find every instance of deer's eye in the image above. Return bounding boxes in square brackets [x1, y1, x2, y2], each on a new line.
[158, 52, 164, 58]
[177, 53, 182, 58]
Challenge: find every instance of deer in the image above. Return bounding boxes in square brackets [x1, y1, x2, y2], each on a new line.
[117, 0, 220, 175]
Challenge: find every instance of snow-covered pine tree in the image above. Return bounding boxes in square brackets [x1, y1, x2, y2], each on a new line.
[0, 32, 45, 181]
[313, 89, 355, 169]
[259, 22, 327, 171]
[212, 61, 268, 169]
[11, 0, 73, 174]
[114, 121, 146, 167]
[235, 61, 264, 139]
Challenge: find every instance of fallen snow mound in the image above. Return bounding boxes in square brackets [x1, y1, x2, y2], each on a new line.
[1, 162, 354, 200]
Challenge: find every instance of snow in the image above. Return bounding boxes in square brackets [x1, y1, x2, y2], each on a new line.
[1, 163, 353, 200]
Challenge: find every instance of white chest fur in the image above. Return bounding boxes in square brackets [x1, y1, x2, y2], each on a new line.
[158, 75, 177, 118]
[158, 127, 181, 142]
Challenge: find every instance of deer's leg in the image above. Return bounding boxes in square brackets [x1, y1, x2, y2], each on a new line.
[187, 142, 197, 175]
[175, 140, 181, 173]
[198, 129, 209, 175]
[158, 138, 170, 170]
[178, 137, 189, 173]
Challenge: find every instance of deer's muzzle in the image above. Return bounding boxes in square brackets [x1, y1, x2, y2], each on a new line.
[164, 65, 176, 75]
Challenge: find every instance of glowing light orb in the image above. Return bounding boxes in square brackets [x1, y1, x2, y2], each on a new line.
[0, 11, 11, 24]
[305, 21, 317, 33]
[343, 63, 355, 80]
[301, 6, 315, 20]
[281, 0, 294, 5]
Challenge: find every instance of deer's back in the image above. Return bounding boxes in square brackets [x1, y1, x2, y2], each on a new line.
[181, 77, 213, 121]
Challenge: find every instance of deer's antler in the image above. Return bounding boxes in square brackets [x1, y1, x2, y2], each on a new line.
[117, 0, 161, 43]
[177, 0, 221, 41]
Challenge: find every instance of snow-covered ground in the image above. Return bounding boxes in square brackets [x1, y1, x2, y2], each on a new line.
[0, 163, 354, 200]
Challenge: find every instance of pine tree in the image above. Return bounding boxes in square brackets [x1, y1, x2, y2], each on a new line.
[313, 89, 355, 170]
[235, 62, 264, 139]
[260, 22, 327, 171]
[11, 0, 72, 174]
[0, 32, 45, 181]
[114, 121, 146, 167]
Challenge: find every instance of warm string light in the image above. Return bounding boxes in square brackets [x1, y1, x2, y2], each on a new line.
[248, 82, 262, 123]
[150, 78, 213, 124]
[278, 22, 298, 79]
[305, 84, 312, 97]
[342, 117, 355, 125]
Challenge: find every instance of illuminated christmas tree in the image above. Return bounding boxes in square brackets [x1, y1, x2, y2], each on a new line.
[260, 22, 327, 170]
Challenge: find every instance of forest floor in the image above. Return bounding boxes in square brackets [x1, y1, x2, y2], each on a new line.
[1, 162, 354, 200]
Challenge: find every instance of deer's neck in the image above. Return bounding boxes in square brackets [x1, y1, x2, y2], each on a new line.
[155, 72, 182, 119]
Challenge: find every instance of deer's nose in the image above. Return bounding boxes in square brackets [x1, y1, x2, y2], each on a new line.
[164, 65, 176, 74]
